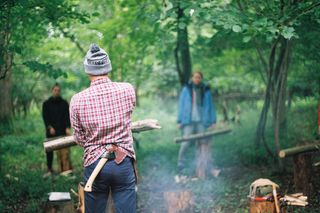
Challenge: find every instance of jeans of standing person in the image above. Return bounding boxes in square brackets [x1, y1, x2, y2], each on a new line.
[84, 156, 136, 213]
[177, 123, 205, 173]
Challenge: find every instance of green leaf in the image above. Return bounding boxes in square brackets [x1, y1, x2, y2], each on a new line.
[282, 26, 295, 39]
[92, 12, 100, 17]
[243, 36, 251, 43]
[178, 22, 187, 29]
[232, 25, 242, 33]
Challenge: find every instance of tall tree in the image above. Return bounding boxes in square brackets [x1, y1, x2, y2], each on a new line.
[202, 0, 320, 157]
[173, 0, 192, 86]
[0, 0, 88, 132]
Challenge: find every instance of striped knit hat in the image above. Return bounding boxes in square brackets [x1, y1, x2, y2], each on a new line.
[83, 43, 112, 75]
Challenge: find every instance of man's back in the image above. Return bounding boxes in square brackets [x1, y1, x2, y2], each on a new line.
[70, 78, 136, 167]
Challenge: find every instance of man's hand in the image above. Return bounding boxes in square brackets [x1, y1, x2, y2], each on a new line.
[178, 124, 183, 129]
[65, 128, 71, 136]
[49, 127, 56, 136]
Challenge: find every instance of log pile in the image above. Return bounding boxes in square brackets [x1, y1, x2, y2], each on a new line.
[280, 193, 308, 207]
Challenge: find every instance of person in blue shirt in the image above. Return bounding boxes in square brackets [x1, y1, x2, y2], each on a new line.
[177, 71, 217, 174]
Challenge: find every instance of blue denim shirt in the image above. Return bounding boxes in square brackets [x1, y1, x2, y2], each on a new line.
[177, 83, 216, 128]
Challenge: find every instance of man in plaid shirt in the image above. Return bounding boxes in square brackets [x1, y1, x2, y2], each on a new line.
[70, 44, 136, 213]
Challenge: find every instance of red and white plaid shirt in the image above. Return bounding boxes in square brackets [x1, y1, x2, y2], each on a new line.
[70, 77, 136, 167]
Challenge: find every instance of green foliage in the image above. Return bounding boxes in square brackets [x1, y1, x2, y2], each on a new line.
[0, 1, 319, 211]
[0, 96, 318, 212]
[23, 61, 67, 79]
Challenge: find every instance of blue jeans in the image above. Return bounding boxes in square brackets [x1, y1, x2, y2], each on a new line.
[83, 157, 136, 213]
[177, 123, 206, 171]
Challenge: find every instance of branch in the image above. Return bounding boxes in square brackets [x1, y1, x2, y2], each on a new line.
[58, 26, 86, 54]
[236, 0, 244, 11]
[285, 2, 320, 24]
[268, 37, 280, 76]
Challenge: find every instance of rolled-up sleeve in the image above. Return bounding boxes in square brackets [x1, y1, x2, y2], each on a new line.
[70, 96, 86, 147]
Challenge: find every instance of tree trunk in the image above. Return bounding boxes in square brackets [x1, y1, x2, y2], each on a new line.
[0, 72, 12, 130]
[255, 39, 280, 156]
[174, 0, 192, 86]
[272, 38, 291, 159]
[255, 37, 291, 161]
[293, 153, 313, 197]
[0, 3, 13, 133]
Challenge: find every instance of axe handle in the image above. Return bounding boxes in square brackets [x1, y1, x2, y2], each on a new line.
[84, 158, 108, 192]
[273, 185, 280, 213]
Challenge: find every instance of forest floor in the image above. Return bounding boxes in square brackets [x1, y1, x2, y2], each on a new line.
[0, 98, 319, 213]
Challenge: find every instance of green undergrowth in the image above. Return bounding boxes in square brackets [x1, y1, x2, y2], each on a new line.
[0, 97, 318, 212]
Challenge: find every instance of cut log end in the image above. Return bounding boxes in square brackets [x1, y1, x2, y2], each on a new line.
[278, 141, 320, 158]
[278, 151, 286, 158]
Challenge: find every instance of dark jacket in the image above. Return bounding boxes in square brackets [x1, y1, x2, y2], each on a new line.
[177, 82, 216, 128]
[42, 96, 70, 138]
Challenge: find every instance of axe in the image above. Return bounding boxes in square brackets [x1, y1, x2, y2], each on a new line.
[84, 144, 127, 192]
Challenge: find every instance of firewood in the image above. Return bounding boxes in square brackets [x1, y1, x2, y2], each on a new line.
[287, 193, 303, 197]
[285, 202, 307, 206]
[280, 194, 308, 207]
[44, 119, 161, 151]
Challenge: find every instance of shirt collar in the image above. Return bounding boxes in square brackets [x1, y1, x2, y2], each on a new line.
[90, 77, 112, 87]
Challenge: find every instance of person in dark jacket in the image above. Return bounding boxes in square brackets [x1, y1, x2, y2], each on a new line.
[177, 71, 217, 175]
[42, 83, 72, 176]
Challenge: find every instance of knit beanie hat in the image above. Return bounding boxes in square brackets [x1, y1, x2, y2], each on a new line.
[83, 43, 112, 75]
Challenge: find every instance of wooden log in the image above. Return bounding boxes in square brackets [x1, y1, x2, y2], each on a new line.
[249, 200, 276, 213]
[293, 153, 313, 197]
[278, 142, 320, 158]
[44, 200, 74, 213]
[196, 142, 212, 179]
[174, 128, 232, 143]
[131, 119, 161, 133]
[44, 119, 161, 152]
[164, 191, 194, 213]
[44, 136, 75, 152]
[44, 192, 74, 213]
[77, 182, 85, 213]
